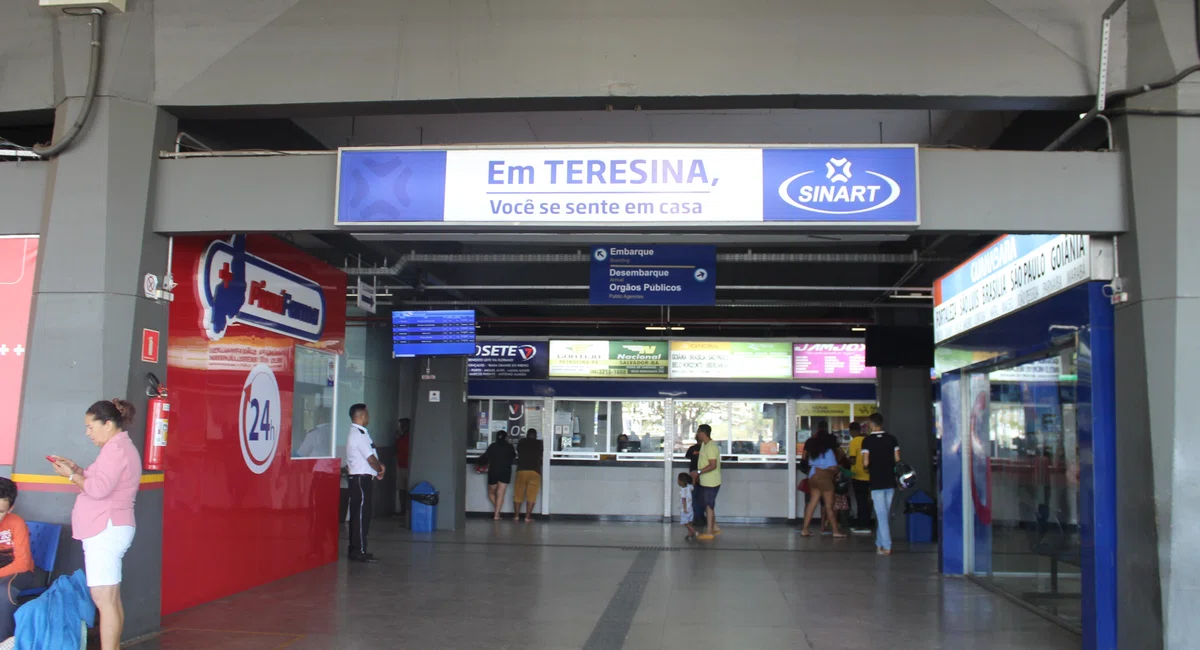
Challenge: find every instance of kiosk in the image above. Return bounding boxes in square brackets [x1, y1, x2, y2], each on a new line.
[934, 235, 1116, 649]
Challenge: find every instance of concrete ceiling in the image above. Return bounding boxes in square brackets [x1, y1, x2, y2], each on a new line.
[292, 230, 996, 339]
[296, 108, 1017, 150]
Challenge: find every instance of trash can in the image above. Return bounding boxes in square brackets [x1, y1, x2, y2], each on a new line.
[904, 490, 936, 544]
[410, 481, 439, 533]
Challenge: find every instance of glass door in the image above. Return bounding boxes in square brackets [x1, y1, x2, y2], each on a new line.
[968, 348, 1082, 627]
[291, 345, 338, 459]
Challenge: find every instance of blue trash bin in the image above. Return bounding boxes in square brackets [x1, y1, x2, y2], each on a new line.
[410, 481, 439, 533]
[905, 490, 935, 544]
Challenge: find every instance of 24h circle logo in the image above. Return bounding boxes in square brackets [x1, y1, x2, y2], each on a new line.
[239, 363, 281, 474]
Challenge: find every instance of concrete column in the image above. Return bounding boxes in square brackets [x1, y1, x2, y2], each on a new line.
[9, 5, 167, 640]
[14, 95, 174, 641]
[1114, 80, 1200, 650]
[876, 367, 936, 542]
[1111, 2, 1200, 646]
[409, 357, 468, 530]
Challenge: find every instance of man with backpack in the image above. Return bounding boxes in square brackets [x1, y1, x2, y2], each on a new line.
[861, 412, 901, 556]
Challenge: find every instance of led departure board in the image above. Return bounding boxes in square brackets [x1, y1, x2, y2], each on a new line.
[391, 310, 476, 357]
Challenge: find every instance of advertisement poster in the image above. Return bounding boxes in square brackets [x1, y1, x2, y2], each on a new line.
[792, 343, 875, 379]
[548, 340, 668, 378]
[0, 237, 37, 465]
[669, 341, 791, 379]
[795, 403, 852, 417]
[968, 372, 993, 573]
[336, 145, 919, 226]
[468, 342, 549, 379]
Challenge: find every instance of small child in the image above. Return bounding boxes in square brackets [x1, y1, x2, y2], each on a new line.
[678, 472, 697, 539]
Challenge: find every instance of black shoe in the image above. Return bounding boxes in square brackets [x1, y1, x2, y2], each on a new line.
[349, 553, 378, 563]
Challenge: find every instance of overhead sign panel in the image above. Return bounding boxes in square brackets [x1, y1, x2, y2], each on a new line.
[933, 234, 1101, 343]
[468, 342, 549, 379]
[548, 340, 669, 378]
[668, 341, 792, 379]
[792, 343, 876, 380]
[335, 146, 919, 226]
[590, 245, 715, 306]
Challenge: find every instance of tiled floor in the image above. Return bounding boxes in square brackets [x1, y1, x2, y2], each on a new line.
[135, 519, 1081, 649]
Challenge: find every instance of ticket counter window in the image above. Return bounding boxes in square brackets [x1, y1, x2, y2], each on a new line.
[468, 398, 544, 452]
[614, 400, 665, 457]
[673, 401, 730, 454]
[731, 401, 787, 458]
[795, 403, 852, 452]
[551, 400, 665, 457]
[291, 345, 338, 459]
[673, 401, 787, 459]
[553, 400, 608, 454]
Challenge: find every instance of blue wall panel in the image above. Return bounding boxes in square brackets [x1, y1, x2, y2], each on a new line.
[939, 371, 965, 574]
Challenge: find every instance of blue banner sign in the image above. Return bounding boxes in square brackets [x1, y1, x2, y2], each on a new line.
[468, 342, 549, 379]
[335, 146, 919, 226]
[589, 245, 715, 306]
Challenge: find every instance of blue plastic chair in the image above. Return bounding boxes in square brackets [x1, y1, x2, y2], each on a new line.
[16, 522, 61, 601]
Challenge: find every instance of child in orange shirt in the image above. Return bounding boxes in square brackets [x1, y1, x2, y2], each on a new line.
[0, 477, 33, 639]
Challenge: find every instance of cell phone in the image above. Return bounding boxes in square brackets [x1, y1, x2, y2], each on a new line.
[45, 456, 56, 463]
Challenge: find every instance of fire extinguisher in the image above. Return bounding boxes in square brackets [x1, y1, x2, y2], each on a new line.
[144, 373, 168, 471]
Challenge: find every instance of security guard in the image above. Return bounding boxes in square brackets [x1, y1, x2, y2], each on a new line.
[346, 403, 385, 563]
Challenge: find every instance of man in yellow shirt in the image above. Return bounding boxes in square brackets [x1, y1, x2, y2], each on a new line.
[695, 424, 722, 540]
[847, 422, 873, 535]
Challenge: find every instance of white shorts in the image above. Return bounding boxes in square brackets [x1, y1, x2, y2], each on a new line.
[82, 520, 135, 587]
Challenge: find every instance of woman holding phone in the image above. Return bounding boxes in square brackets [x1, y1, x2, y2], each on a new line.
[47, 399, 142, 650]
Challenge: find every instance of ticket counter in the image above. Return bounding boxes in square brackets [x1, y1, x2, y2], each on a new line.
[463, 381, 877, 521]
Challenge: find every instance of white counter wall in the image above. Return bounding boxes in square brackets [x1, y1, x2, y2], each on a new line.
[547, 465, 663, 517]
[671, 467, 791, 520]
[465, 462, 794, 519]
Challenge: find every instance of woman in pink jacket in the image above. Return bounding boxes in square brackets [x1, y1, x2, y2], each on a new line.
[48, 399, 142, 650]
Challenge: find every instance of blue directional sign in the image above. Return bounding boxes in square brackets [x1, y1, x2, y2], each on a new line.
[589, 245, 716, 306]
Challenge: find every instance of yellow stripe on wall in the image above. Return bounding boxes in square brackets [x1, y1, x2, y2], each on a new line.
[13, 473, 164, 485]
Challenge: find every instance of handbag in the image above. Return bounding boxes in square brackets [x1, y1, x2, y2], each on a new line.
[833, 469, 851, 495]
[836, 447, 852, 470]
[474, 453, 489, 474]
[797, 478, 811, 494]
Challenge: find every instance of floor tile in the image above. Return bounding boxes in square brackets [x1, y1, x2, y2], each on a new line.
[129, 520, 1079, 650]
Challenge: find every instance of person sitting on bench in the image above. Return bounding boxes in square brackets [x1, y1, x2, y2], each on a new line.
[0, 478, 34, 639]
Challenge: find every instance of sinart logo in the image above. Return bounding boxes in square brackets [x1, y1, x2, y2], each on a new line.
[199, 236, 327, 342]
[776, 157, 903, 215]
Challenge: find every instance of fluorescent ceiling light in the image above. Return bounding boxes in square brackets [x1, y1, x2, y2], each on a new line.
[670, 326, 686, 331]
[889, 292, 931, 300]
[645, 325, 667, 331]
[0, 149, 40, 159]
[851, 327, 867, 332]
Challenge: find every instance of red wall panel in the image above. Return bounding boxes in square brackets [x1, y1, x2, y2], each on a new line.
[0, 237, 37, 465]
[162, 234, 345, 615]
